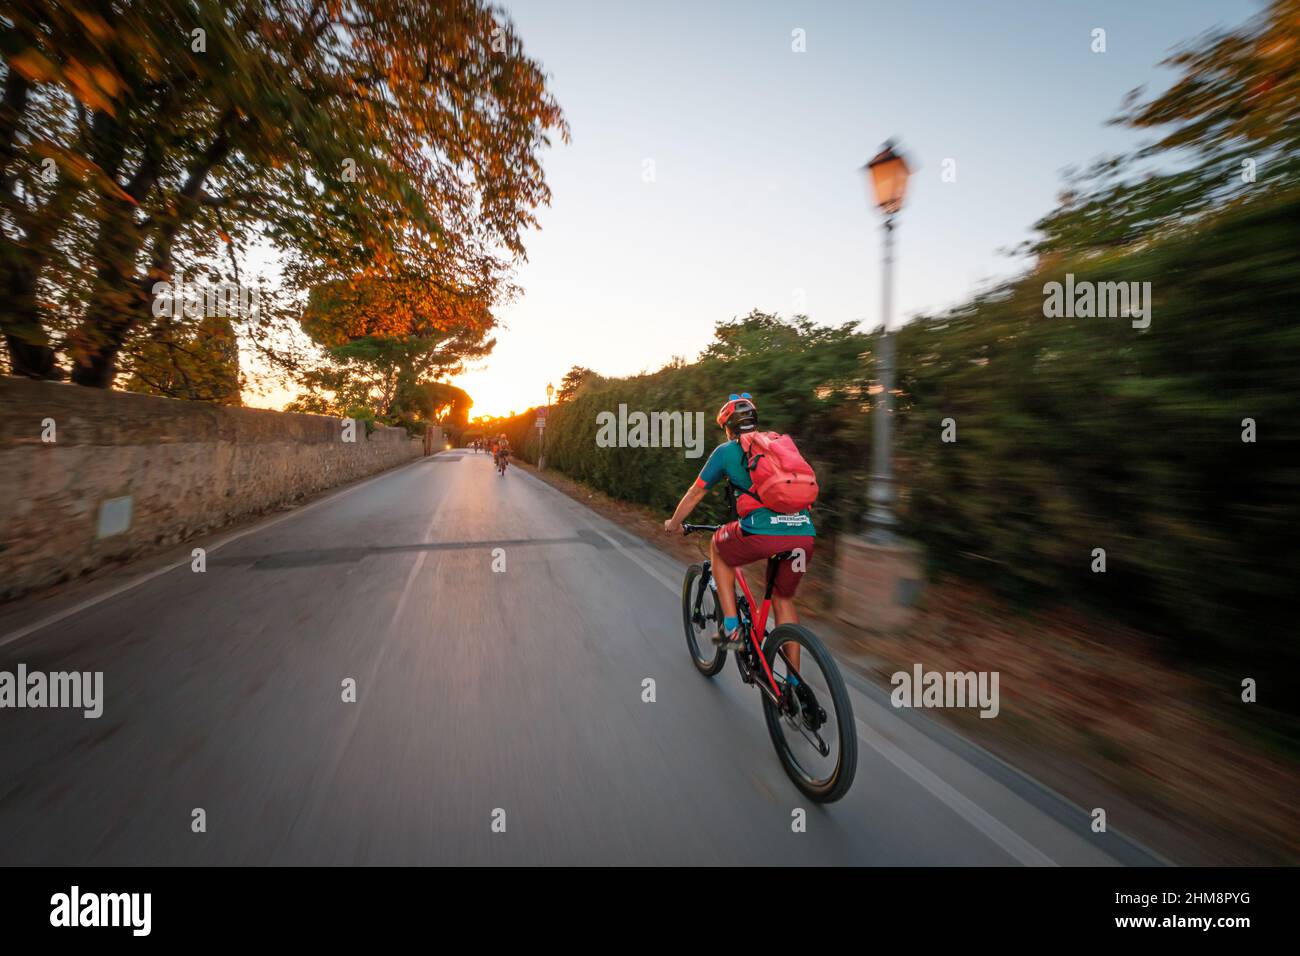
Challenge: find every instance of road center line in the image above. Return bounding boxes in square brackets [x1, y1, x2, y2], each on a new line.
[280, 480, 450, 847]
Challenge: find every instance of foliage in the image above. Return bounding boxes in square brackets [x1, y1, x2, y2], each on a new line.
[500, 310, 870, 534]
[0, 0, 566, 397]
[555, 364, 597, 403]
[1028, 0, 1300, 258]
[502, 182, 1300, 687]
[343, 402, 376, 438]
[288, 272, 491, 427]
[121, 311, 240, 403]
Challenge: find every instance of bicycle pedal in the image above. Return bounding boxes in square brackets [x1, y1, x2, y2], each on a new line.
[711, 632, 744, 651]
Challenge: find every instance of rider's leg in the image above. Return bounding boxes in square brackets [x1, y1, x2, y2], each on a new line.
[772, 593, 800, 670]
[710, 535, 738, 622]
[772, 593, 798, 625]
[768, 538, 814, 670]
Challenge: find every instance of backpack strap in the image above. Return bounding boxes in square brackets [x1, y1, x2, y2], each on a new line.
[723, 481, 739, 520]
[735, 433, 766, 507]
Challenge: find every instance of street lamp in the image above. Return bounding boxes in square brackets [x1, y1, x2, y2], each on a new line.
[861, 140, 911, 543]
[539, 382, 554, 470]
[865, 139, 910, 216]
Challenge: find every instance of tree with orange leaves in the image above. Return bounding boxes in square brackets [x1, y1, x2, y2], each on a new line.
[0, 0, 566, 394]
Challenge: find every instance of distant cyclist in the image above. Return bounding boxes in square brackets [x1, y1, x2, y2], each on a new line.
[495, 434, 511, 474]
[663, 393, 817, 650]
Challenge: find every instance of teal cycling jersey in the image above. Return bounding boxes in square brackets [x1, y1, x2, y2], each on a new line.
[695, 439, 816, 536]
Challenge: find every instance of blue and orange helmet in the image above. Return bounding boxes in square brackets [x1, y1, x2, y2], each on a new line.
[716, 393, 758, 433]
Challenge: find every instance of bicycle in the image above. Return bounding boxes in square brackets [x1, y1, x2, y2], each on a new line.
[496, 451, 508, 476]
[680, 523, 857, 802]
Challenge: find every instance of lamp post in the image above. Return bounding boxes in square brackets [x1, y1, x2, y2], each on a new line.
[861, 140, 911, 544]
[540, 382, 554, 470]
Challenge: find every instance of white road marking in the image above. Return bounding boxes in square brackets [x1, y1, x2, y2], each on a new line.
[855, 715, 1059, 867]
[323, 495, 445, 764]
[0, 456, 431, 649]
[516, 467, 1061, 867]
[280, 487, 450, 847]
[513, 469, 683, 592]
[590, 528, 682, 592]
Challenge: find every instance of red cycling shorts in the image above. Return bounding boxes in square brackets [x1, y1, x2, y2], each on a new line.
[712, 520, 814, 598]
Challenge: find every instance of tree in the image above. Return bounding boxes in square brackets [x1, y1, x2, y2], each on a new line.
[405, 381, 472, 428]
[122, 311, 241, 404]
[1, 0, 567, 390]
[1029, 0, 1300, 258]
[556, 365, 596, 402]
[700, 310, 861, 361]
[299, 275, 494, 349]
[288, 274, 492, 423]
[287, 334, 482, 421]
[3, 1, 289, 382]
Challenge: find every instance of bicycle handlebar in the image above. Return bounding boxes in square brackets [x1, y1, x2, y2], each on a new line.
[681, 523, 719, 535]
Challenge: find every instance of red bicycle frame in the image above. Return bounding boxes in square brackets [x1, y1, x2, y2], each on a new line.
[732, 563, 783, 697]
[681, 522, 791, 700]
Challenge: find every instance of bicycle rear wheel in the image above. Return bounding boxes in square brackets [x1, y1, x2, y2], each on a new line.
[681, 564, 726, 677]
[760, 624, 857, 803]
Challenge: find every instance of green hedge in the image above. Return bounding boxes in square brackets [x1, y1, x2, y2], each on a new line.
[894, 189, 1299, 665]
[500, 189, 1300, 682]
[505, 317, 871, 532]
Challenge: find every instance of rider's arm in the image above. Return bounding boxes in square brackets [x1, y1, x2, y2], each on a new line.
[665, 444, 727, 533]
[665, 482, 708, 532]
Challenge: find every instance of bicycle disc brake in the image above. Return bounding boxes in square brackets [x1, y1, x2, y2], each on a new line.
[782, 682, 830, 756]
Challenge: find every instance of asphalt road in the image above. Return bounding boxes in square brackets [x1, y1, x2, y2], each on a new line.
[0, 450, 1162, 865]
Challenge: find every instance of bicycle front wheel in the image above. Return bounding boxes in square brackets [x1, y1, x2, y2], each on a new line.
[760, 624, 857, 803]
[681, 564, 726, 677]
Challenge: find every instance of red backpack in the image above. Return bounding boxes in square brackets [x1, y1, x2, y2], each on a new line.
[737, 432, 819, 516]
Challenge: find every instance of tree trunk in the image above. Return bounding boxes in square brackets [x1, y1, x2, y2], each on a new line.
[70, 115, 234, 387]
[67, 119, 161, 387]
[136, 119, 234, 316]
[0, 66, 30, 191]
[1, 61, 73, 378]
[3, 251, 60, 378]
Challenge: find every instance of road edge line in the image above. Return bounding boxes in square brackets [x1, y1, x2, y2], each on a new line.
[0, 455, 435, 650]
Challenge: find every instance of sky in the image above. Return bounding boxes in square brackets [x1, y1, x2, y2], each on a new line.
[249, 0, 1261, 418]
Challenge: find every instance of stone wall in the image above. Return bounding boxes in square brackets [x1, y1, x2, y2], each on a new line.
[0, 376, 425, 601]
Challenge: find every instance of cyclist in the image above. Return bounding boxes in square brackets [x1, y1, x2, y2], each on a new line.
[663, 394, 815, 651]
[495, 434, 511, 472]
